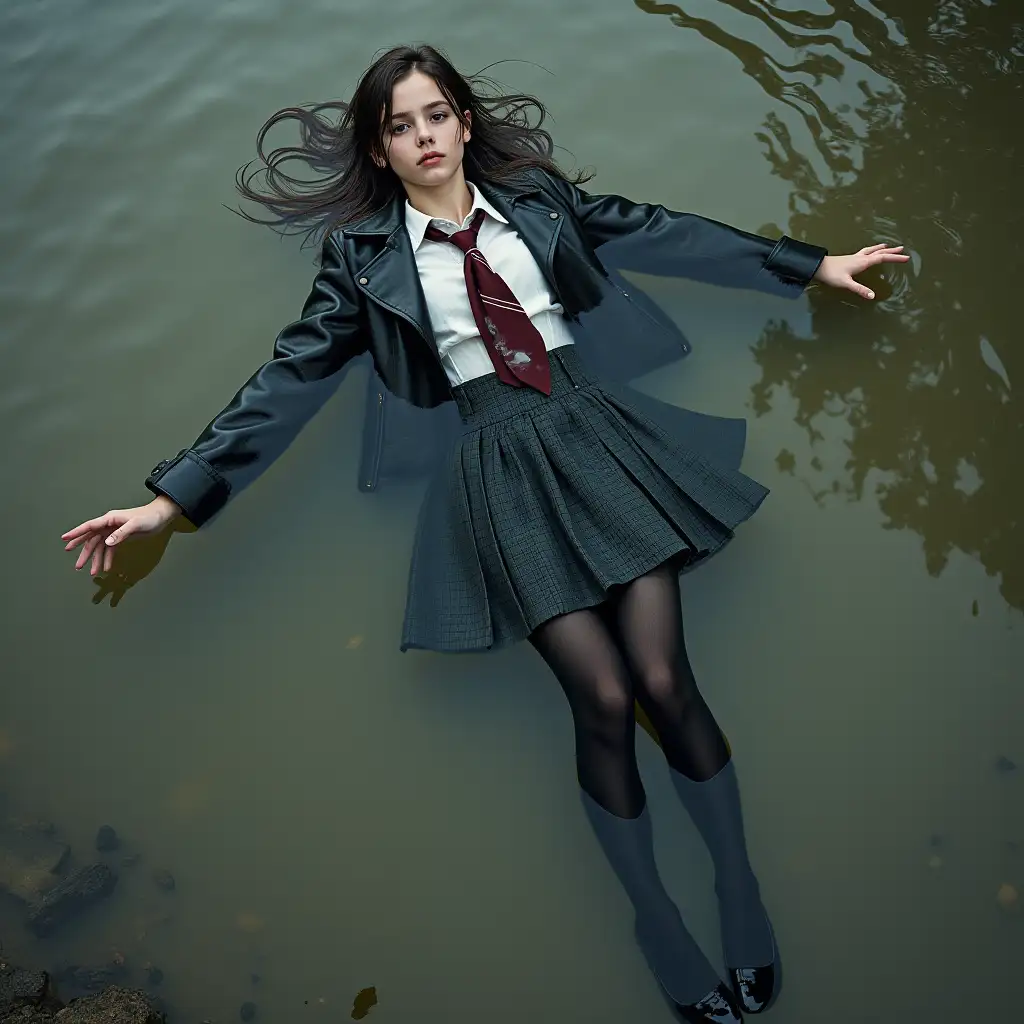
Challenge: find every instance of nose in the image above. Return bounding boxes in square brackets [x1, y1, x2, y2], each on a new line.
[417, 123, 435, 146]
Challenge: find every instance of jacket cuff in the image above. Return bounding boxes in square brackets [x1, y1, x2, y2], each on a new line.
[145, 450, 231, 528]
[762, 235, 828, 294]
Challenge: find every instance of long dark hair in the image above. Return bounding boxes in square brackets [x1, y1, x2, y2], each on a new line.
[228, 43, 594, 248]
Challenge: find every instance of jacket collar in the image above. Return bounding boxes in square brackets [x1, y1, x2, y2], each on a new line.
[402, 180, 510, 252]
[339, 171, 551, 351]
[341, 172, 542, 239]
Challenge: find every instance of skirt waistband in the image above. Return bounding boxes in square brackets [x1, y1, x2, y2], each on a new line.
[451, 346, 595, 427]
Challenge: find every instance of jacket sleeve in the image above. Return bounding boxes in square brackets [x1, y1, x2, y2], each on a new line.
[542, 172, 827, 298]
[144, 233, 368, 527]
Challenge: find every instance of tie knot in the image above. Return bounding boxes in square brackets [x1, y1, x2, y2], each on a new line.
[424, 207, 485, 253]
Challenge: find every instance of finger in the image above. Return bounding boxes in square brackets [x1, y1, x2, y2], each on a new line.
[75, 534, 103, 571]
[875, 252, 911, 262]
[90, 541, 104, 576]
[65, 533, 92, 552]
[103, 541, 115, 574]
[61, 513, 118, 541]
[860, 243, 891, 254]
[105, 520, 139, 547]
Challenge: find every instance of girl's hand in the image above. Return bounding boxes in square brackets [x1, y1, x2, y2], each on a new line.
[62, 495, 182, 576]
[812, 244, 911, 300]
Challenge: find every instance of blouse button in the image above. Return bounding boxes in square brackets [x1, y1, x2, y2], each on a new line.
[549, 212, 559, 219]
[358, 277, 369, 285]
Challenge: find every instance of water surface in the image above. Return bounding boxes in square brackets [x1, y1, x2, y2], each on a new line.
[1, 1, 1021, 1021]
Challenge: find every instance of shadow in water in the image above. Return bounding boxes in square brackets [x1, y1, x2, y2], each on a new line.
[637, 0, 1024, 611]
[88, 519, 196, 608]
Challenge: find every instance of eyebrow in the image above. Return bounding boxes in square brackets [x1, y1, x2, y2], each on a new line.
[390, 99, 450, 122]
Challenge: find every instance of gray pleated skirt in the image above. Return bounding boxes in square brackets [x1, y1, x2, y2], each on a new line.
[400, 346, 768, 653]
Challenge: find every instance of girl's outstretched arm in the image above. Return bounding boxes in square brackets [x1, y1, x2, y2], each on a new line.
[62, 233, 369, 570]
[541, 171, 907, 301]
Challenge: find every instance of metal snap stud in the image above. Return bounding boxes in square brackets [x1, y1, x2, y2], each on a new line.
[358, 277, 369, 285]
[549, 212, 559, 219]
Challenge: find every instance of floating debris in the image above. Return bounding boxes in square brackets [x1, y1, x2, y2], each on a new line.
[346, 635, 364, 650]
[995, 756, 1018, 774]
[352, 986, 378, 1019]
[928, 833, 945, 850]
[971, 599, 979, 616]
[996, 883, 1018, 910]
[774, 449, 796, 475]
[927, 854, 943, 870]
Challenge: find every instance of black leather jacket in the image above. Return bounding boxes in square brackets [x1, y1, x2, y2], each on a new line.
[145, 168, 827, 526]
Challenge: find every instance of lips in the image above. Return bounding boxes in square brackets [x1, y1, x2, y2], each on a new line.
[419, 152, 443, 165]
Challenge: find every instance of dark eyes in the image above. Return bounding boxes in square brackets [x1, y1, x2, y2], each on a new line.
[391, 111, 448, 135]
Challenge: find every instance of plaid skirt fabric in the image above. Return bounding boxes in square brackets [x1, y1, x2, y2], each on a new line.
[400, 346, 768, 653]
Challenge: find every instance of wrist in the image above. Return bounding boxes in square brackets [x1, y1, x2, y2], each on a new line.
[812, 255, 831, 283]
[151, 494, 182, 521]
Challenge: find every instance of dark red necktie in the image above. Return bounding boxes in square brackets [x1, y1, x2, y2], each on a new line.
[425, 209, 551, 395]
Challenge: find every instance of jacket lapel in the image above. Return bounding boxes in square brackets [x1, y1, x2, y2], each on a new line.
[343, 198, 436, 346]
[477, 177, 563, 297]
[341, 172, 563, 346]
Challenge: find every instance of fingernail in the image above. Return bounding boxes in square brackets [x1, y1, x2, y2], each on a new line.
[867, 291, 875, 299]
[105, 537, 115, 546]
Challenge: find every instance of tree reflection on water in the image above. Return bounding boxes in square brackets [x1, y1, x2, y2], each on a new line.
[637, 0, 1024, 610]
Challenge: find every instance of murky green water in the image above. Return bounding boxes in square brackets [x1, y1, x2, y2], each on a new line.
[2, 1, 1021, 1021]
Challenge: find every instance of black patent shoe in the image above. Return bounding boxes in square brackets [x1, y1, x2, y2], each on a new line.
[726, 912, 780, 1013]
[728, 965, 775, 1014]
[672, 981, 744, 1023]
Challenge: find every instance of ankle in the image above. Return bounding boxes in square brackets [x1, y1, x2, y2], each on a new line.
[714, 870, 761, 904]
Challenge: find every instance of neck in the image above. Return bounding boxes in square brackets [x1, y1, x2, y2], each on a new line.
[404, 165, 473, 223]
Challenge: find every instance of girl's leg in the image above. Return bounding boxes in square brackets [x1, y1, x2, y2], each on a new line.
[609, 563, 777, 1011]
[529, 608, 732, 1012]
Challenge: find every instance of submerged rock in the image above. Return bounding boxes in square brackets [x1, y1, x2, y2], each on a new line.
[95, 826, 120, 852]
[0, 963, 58, 1013]
[3, 959, 163, 1023]
[0, 818, 70, 904]
[239, 1001, 257, 1021]
[26, 863, 118, 937]
[50, 985, 165, 1023]
[995, 755, 1017, 774]
[54, 964, 125, 999]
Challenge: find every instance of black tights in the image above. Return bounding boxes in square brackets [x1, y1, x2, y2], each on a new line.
[529, 561, 730, 819]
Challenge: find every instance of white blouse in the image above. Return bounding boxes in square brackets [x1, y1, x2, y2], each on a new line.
[403, 182, 575, 386]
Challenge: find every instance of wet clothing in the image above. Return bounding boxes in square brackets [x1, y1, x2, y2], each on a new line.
[143, 166, 826, 528]
[401, 347, 767, 652]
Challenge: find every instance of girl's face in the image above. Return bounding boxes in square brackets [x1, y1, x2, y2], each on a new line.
[377, 70, 471, 188]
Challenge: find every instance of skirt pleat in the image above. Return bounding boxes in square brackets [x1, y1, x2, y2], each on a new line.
[400, 347, 768, 653]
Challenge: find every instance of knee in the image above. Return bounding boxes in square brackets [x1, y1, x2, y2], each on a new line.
[580, 675, 634, 734]
[636, 662, 692, 714]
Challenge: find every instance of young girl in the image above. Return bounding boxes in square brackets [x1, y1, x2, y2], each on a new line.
[61, 44, 907, 1022]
